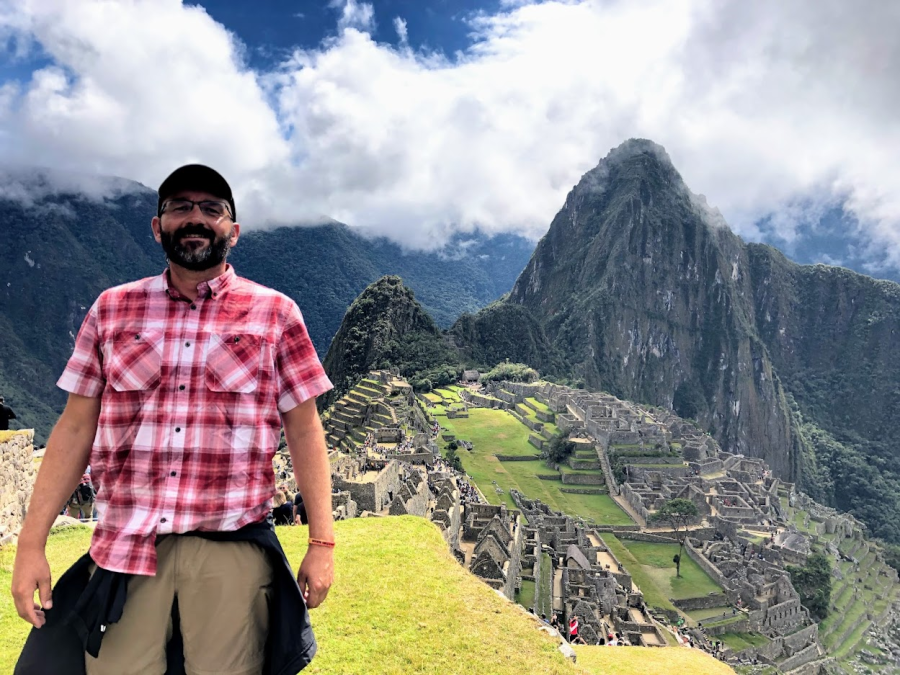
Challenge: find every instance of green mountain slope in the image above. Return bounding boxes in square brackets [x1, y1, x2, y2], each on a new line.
[321, 276, 459, 405]
[0, 177, 532, 442]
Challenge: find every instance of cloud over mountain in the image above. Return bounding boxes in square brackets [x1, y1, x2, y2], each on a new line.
[0, 0, 898, 260]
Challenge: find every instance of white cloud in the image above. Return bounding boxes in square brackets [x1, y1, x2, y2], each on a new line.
[393, 17, 408, 46]
[0, 0, 898, 265]
[329, 0, 375, 34]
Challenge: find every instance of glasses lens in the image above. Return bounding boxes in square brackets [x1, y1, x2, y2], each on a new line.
[164, 199, 193, 215]
[199, 201, 227, 218]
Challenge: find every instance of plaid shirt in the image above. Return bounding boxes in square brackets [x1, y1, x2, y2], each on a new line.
[58, 266, 332, 575]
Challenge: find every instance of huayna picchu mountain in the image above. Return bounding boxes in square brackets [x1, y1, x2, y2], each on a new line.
[450, 139, 900, 542]
[321, 276, 460, 408]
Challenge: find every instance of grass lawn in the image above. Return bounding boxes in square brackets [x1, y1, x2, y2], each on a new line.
[599, 535, 723, 612]
[525, 397, 551, 414]
[2, 518, 584, 675]
[517, 579, 536, 610]
[686, 606, 734, 622]
[573, 645, 735, 675]
[440, 410, 632, 525]
[718, 632, 770, 651]
[433, 387, 463, 403]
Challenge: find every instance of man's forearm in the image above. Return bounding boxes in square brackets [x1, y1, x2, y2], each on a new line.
[284, 401, 334, 541]
[19, 395, 99, 548]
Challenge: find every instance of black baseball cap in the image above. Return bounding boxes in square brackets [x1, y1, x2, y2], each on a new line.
[157, 164, 235, 219]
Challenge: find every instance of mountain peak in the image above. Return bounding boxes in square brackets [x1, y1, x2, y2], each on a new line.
[572, 137, 683, 202]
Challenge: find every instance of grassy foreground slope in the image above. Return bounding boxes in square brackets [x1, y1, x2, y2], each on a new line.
[1, 517, 734, 674]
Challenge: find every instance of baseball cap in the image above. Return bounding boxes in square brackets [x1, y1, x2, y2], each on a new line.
[157, 164, 235, 219]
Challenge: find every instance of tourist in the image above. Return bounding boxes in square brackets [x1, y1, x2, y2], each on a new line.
[65, 474, 95, 522]
[272, 488, 294, 526]
[0, 395, 17, 431]
[12, 165, 334, 674]
[568, 615, 580, 642]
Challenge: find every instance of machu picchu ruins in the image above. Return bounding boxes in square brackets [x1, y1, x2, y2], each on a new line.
[294, 370, 900, 674]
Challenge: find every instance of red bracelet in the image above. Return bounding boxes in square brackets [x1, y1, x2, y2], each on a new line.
[308, 538, 336, 548]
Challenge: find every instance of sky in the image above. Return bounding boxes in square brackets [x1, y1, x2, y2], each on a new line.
[0, 0, 899, 274]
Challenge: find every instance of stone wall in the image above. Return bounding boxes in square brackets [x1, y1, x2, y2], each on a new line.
[777, 642, 821, 672]
[0, 430, 36, 545]
[504, 518, 526, 600]
[333, 460, 402, 513]
[559, 472, 604, 485]
[672, 594, 730, 611]
[782, 624, 819, 654]
[684, 540, 730, 589]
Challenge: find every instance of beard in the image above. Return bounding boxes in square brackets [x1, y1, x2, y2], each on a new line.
[160, 222, 234, 271]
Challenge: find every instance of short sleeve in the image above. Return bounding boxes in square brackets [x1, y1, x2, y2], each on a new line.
[57, 302, 105, 398]
[275, 303, 333, 413]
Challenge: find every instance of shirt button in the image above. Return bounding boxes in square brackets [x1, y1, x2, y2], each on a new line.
[170, 471, 177, 477]
[134, 334, 140, 340]
[190, 304, 197, 310]
[175, 427, 181, 433]
[160, 517, 167, 523]
[185, 341, 191, 347]
[179, 385, 185, 391]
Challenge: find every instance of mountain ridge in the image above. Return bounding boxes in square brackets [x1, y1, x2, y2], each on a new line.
[0, 180, 533, 441]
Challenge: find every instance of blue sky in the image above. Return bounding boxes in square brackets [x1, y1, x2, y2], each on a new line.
[197, 0, 502, 65]
[0, 0, 898, 279]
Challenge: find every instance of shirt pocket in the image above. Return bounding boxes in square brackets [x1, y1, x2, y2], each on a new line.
[105, 329, 164, 392]
[206, 333, 262, 394]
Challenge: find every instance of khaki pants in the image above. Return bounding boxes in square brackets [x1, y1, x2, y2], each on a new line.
[86, 536, 273, 675]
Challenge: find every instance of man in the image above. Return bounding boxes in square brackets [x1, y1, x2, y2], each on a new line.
[0, 394, 17, 430]
[66, 474, 95, 522]
[11, 165, 334, 675]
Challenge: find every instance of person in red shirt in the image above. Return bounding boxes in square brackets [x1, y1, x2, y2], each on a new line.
[11, 165, 334, 674]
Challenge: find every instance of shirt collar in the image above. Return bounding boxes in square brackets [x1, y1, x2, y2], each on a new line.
[160, 264, 236, 301]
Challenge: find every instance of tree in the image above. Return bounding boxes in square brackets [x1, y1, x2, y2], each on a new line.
[650, 498, 699, 578]
[546, 431, 576, 464]
[786, 552, 832, 621]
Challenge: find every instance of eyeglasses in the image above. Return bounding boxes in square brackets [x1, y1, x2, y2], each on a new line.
[161, 199, 233, 219]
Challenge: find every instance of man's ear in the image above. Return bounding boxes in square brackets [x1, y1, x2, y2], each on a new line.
[151, 216, 163, 243]
[229, 221, 241, 247]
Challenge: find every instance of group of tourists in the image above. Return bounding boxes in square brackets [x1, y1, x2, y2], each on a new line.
[271, 486, 308, 526]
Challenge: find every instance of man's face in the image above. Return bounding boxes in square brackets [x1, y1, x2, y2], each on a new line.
[152, 190, 239, 271]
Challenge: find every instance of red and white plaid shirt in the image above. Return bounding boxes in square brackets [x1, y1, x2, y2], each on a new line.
[58, 266, 332, 575]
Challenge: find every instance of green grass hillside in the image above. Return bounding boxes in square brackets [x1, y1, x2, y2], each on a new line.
[1, 517, 734, 674]
[436, 405, 632, 526]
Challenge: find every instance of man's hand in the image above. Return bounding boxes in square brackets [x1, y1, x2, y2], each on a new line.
[11, 544, 53, 628]
[297, 545, 333, 609]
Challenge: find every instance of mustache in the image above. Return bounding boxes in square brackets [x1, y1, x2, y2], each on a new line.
[173, 224, 215, 240]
